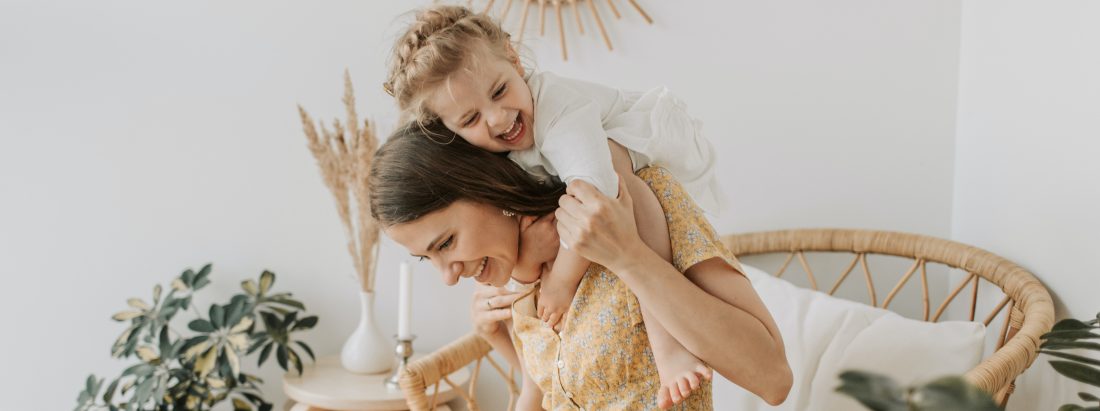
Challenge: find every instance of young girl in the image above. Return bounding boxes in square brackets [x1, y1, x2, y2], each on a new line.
[384, 5, 724, 407]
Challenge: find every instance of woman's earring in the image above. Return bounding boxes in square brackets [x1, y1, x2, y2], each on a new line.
[502, 209, 516, 217]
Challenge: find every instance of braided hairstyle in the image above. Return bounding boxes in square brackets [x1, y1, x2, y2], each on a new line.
[384, 5, 516, 125]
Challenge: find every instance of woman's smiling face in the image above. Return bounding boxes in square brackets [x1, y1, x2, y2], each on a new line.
[385, 200, 518, 287]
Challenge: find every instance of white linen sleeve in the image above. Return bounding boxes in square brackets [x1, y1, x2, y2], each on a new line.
[537, 98, 620, 199]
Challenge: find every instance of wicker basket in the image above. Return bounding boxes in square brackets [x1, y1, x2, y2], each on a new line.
[399, 229, 1055, 410]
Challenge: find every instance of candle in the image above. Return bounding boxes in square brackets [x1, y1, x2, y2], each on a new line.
[397, 261, 413, 339]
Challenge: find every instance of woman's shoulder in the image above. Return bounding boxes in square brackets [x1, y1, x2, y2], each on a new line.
[637, 167, 744, 274]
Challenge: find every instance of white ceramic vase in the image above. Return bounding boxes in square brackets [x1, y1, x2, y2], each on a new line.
[340, 291, 393, 374]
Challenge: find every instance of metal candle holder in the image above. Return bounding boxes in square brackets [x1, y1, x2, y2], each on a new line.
[384, 335, 415, 391]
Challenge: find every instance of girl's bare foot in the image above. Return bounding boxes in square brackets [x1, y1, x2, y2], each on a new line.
[653, 342, 712, 409]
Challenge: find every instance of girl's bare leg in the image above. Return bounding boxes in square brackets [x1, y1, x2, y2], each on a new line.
[609, 141, 711, 408]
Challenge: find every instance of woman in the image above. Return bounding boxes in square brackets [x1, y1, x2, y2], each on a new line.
[369, 123, 792, 410]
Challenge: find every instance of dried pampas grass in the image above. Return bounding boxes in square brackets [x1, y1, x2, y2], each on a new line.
[298, 71, 381, 292]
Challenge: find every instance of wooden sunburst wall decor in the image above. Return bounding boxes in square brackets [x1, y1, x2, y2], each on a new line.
[466, 0, 653, 61]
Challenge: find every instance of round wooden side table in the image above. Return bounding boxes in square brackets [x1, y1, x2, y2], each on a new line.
[283, 355, 468, 411]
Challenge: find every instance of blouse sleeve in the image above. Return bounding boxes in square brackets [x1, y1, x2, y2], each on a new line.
[637, 167, 745, 276]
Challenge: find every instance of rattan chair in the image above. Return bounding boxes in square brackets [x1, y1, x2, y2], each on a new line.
[398, 228, 1055, 410]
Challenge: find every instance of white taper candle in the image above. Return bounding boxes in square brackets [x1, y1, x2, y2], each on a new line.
[398, 261, 413, 339]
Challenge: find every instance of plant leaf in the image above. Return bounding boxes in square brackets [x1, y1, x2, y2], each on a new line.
[153, 284, 162, 305]
[260, 312, 282, 335]
[835, 370, 908, 411]
[85, 375, 98, 396]
[247, 333, 268, 353]
[103, 378, 119, 404]
[196, 347, 218, 379]
[276, 345, 288, 371]
[230, 316, 254, 334]
[171, 278, 188, 292]
[181, 268, 195, 284]
[188, 319, 215, 333]
[1044, 341, 1100, 351]
[227, 295, 249, 327]
[296, 341, 316, 361]
[158, 327, 171, 355]
[258, 343, 274, 367]
[133, 376, 155, 405]
[242, 280, 258, 296]
[121, 363, 154, 378]
[1050, 361, 1100, 389]
[1053, 319, 1095, 332]
[1043, 330, 1100, 341]
[912, 376, 1001, 411]
[259, 271, 274, 295]
[196, 263, 212, 282]
[232, 398, 252, 411]
[183, 338, 212, 360]
[193, 275, 211, 290]
[1079, 391, 1100, 402]
[282, 311, 298, 329]
[111, 327, 136, 357]
[210, 304, 225, 330]
[227, 346, 241, 378]
[127, 298, 151, 311]
[136, 346, 159, 363]
[1041, 350, 1100, 367]
[288, 347, 303, 375]
[293, 316, 318, 331]
[269, 298, 305, 311]
[112, 311, 143, 321]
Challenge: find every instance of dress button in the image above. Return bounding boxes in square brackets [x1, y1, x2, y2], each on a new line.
[557, 360, 565, 369]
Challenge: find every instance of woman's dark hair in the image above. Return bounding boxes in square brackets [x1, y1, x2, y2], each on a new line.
[368, 121, 565, 226]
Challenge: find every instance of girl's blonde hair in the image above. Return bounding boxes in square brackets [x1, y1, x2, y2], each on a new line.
[384, 5, 515, 124]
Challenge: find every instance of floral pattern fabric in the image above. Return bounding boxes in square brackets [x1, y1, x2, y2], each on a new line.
[510, 167, 744, 410]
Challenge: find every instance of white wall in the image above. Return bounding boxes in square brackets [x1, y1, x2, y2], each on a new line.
[1, 0, 961, 409]
[953, 1, 1100, 409]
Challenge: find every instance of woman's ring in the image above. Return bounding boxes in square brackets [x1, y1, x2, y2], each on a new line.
[486, 298, 493, 309]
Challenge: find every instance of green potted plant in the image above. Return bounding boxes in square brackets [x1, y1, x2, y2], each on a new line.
[75, 264, 318, 411]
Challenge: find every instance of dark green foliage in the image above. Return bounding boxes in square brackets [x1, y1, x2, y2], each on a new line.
[76, 265, 318, 411]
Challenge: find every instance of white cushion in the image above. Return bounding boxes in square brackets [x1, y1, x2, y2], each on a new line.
[713, 264, 986, 411]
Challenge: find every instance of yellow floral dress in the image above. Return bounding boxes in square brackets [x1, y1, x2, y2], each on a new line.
[510, 167, 744, 410]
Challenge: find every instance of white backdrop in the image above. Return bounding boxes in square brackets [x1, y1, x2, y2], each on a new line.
[9, 0, 1086, 409]
[954, 1, 1100, 409]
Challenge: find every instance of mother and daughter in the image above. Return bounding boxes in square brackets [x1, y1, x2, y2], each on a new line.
[369, 5, 792, 410]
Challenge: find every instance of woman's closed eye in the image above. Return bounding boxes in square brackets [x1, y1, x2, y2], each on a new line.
[415, 235, 454, 262]
[492, 83, 506, 99]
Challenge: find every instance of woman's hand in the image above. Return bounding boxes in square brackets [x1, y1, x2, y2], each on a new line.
[555, 176, 646, 269]
[470, 284, 522, 337]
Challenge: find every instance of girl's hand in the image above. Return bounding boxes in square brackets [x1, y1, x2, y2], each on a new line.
[470, 284, 522, 337]
[555, 176, 645, 269]
[514, 214, 559, 283]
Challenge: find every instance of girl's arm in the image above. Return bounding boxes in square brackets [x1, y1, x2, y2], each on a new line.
[555, 179, 794, 406]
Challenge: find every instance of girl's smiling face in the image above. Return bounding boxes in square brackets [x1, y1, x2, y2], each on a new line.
[425, 45, 535, 153]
